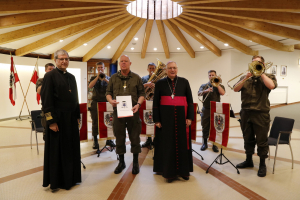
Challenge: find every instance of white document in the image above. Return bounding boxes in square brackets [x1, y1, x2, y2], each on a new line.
[116, 95, 133, 118]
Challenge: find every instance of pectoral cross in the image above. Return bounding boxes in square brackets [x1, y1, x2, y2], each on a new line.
[171, 94, 174, 99]
[123, 81, 127, 91]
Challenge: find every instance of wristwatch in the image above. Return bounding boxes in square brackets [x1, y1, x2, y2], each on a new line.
[137, 103, 141, 108]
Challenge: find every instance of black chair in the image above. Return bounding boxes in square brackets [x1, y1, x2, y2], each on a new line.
[268, 116, 295, 174]
[30, 110, 44, 155]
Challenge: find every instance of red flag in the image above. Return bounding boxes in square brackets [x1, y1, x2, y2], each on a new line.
[209, 101, 230, 148]
[9, 56, 19, 106]
[30, 59, 40, 104]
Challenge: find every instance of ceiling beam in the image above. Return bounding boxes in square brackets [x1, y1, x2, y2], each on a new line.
[187, 13, 300, 42]
[141, 20, 154, 59]
[59, 15, 134, 54]
[176, 17, 258, 56]
[156, 20, 170, 59]
[49, 0, 130, 4]
[163, 19, 195, 58]
[15, 13, 130, 56]
[0, 1, 126, 14]
[82, 17, 140, 62]
[294, 44, 300, 50]
[182, 0, 300, 12]
[181, 14, 294, 52]
[169, 18, 221, 57]
[179, 0, 246, 5]
[0, 11, 123, 45]
[183, 9, 300, 26]
[111, 18, 146, 63]
[0, 8, 123, 29]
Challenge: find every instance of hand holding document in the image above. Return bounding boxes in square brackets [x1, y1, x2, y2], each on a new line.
[116, 96, 133, 118]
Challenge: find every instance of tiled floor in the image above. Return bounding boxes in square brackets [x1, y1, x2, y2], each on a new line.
[0, 114, 299, 200]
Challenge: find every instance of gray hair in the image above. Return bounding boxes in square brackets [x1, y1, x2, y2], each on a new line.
[120, 55, 131, 62]
[166, 61, 177, 67]
[54, 49, 69, 59]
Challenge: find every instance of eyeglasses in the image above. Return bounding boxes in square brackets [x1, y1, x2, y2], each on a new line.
[167, 67, 177, 70]
[57, 58, 70, 61]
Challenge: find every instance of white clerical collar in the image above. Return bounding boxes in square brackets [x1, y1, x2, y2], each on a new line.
[56, 67, 67, 74]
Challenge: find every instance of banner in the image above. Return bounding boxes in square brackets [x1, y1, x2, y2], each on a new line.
[208, 101, 230, 148]
[9, 56, 20, 106]
[97, 102, 115, 140]
[79, 103, 88, 142]
[30, 58, 40, 104]
[191, 103, 197, 142]
[139, 100, 155, 137]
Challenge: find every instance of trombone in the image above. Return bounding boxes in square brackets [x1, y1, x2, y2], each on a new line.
[198, 75, 222, 103]
[227, 61, 273, 90]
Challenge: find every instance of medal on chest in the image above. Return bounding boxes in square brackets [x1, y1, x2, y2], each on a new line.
[123, 80, 127, 91]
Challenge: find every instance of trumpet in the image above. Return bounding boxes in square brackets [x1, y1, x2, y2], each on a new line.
[99, 73, 106, 81]
[198, 75, 222, 103]
[227, 61, 272, 90]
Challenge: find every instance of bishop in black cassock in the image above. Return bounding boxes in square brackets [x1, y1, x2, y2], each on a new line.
[41, 50, 81, 191]
[153, 61, 194, 182]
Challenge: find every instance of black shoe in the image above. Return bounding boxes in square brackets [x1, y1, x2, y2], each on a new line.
[200, 143, 208, 151]
[51, 188, 59, 193]
[181, 176, 189, 180]
[106, 140, 116, 147]
[257, 165, 267, 177]
[132, 162, 140, 174]
[114, 161, 126, 174]
[166, 178, 175, 183]
[142, 137, 152, 148]
[212, 145, 219, 153]
[92, 141, 99, 149]
[236, 160, 254, 168]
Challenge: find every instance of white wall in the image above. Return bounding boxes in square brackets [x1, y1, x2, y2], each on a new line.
[123, 49, 300, 112]
[0, 54, 87, 120]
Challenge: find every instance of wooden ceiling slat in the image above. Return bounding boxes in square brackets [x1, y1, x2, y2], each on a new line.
[0, 1, 126, 14]
[0, 12, 124, 45]
[141, 20, 154, 59]
[186, 13, 300, 42]
[49, 0, 130, 4]
[0, 8, 123, 29]
[156, 20, 170, 59]
[111, 18, 146, 63]
[169, 18, 221, 57]
[183, 9, 300, 26]
[182, 0, 300, 12]
[179, 0, 245, 5]
[176, 17, 258, 56]
[15, 13, 130, 56]
[181, 14, 294, 52]
[82, 17, 140, 62]
[163, 19, 195, 58]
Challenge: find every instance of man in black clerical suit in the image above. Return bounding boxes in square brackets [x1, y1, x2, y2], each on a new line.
[41, 49, 81, 191]
[153, 61, 194, 183]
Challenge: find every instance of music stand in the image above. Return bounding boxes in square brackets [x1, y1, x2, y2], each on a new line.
[206, 148, 240, 174]
[192, 149, 204, 160]
[96, 139, 117, 157]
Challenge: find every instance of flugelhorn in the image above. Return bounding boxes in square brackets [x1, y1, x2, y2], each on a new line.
[227, 61, 273, 90]
[198, 75, 222, 103]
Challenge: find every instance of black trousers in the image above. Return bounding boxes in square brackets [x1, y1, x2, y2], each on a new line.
[113, 110, 141, 155]
[90, 101, 99, 137]
[240, 109, 270, 158]
[201, 107, 210, 139]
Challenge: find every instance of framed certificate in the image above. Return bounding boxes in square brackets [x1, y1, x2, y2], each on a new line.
[116, 96, 133, 118]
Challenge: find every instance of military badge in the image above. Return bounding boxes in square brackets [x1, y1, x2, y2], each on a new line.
[214, 113, 225, 133]
[143, 110, 154, 125]
[104, 112, 113, 128]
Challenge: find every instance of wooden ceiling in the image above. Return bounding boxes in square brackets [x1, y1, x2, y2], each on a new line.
[1, 0, 300, 62]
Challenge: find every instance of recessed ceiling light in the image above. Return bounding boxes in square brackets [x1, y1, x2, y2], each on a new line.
[131, 47, 134, 50]
[200, 46, 204, 49]
[83, 43, 87, 46]
[59, 40, 63, 42]
[224, 43, 229, 46]
[107, 46, 111, 49]
[154, 48, 157, 51]
[134, 37, 138, 41]
[177, 47, 180, 50]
